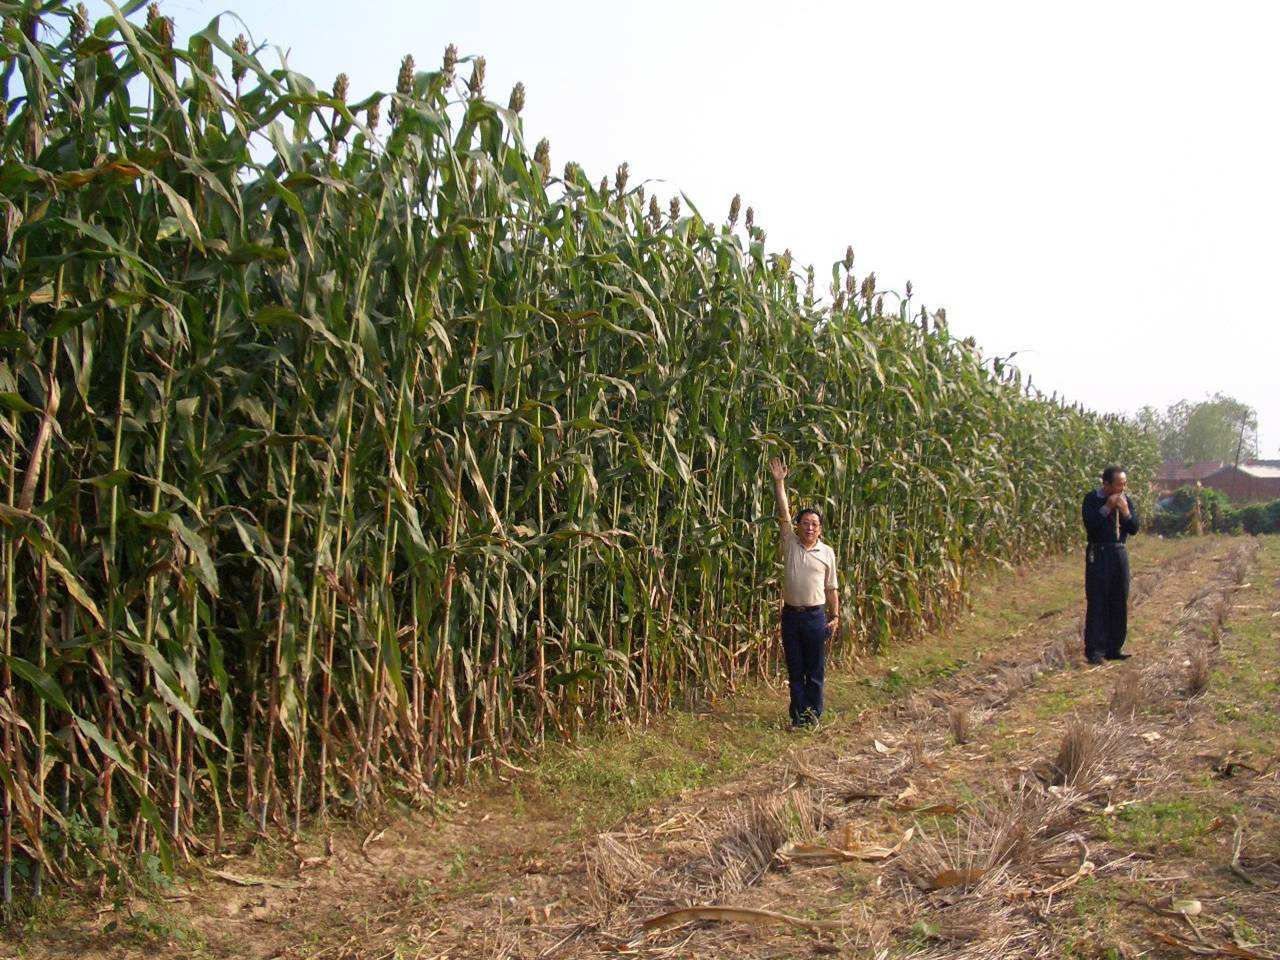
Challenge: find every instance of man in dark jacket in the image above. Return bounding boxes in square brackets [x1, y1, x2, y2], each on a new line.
[1082, 465, 1140, 664]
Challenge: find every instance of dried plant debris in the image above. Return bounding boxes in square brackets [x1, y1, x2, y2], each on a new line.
[899, 779, 1085, 897]
[1044, 718, 1114, 790]
[777, 825, 914, 866]
[948, 704, 972, 745]
[1108, 668, 1142, 720]
[1185, 647, 1212, 696]
[640, 904, 847, 936]
[586, 789, 826, 920]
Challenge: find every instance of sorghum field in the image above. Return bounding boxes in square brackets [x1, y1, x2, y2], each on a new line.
[0, 4, 1187, 943]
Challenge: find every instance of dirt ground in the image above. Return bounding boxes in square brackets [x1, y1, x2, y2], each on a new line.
[6, 534, 1278, 960]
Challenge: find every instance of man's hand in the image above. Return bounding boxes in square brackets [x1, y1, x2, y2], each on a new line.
[826, 615, 840, 637]
[1105, 492, 1131, 518]
[769, 457, 792, 534]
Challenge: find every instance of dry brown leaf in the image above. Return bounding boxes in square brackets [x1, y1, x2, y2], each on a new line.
[780, 827, 914, 865]
[1030, 859, 1095, 897]
[873, 739, 893, 755]
[1146, 927, 1273, 958]
[890, 801, 961, 815]
[641, 905, 845, 933]
[205, 868, 299, 889]
[843, 790, 891, 802]
[925, 867, 986, 890]
[1171, 898, 1202, 917]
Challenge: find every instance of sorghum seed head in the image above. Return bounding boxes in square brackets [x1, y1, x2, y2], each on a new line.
[744, 206, 754, 230]
[468, 56, 486, 99]
[599, 176, 609, 198]
[146, 4, 173, 48]
[442, 44, 457, 85]
[648, 195, 661, 228]
[614, 162, 629, 195]
[875, 295, 884, 315]
[905, 279, 913, 297]
[844, 245, 854, 270]
[70, 3, 88, 47]
[366, 101, 380, 130]
[508, 81, 525, 114]
[232, 34, 249, 84]
[845, 273, 855, 295]
[396, 54, 415, 96]
[728, 193, 741, 226]
[563, 160, 579, 182]
[533, 138, 550, 182]
[668, 196, 680, 220]
[333, 73, 349, 102]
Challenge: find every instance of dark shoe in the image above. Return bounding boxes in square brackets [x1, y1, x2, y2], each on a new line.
[1104, 653, 1131, 661]
[1086, 655, 1105, 665]
[793, 712, 819, 731]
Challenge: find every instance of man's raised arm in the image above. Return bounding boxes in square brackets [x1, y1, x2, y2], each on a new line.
[768, 458, 794, 544]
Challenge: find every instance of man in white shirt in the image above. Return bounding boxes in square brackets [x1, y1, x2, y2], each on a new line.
[768, 458, 840, 727]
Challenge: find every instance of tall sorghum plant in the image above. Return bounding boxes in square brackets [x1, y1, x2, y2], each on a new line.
[0, 3, 1157, 900]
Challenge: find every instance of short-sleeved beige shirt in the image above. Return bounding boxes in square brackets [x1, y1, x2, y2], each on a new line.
[781, 527, 838, 607]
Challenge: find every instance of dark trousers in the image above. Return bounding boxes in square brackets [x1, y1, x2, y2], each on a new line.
[1084, 544, 1130, 659]
[781, 606, 826, 725]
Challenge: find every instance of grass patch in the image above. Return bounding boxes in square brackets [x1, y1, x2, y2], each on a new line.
[531, 708, 791, 831]
[1099, 797, 1228, 855]
[1033, 688, 1077, 719]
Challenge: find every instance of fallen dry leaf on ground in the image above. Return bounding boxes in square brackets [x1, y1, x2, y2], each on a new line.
[203, 868, 300, 889]
[779, 827, 915, 865]
[641, 905, 846, 934]
[924, 867, 987, 890]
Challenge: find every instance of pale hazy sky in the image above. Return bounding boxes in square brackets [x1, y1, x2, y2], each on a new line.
[103, 1, 1279, 453]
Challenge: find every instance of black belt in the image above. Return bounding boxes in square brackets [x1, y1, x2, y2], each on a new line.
[1088, 542, 1127, 549]
[783, 603, 823, 612]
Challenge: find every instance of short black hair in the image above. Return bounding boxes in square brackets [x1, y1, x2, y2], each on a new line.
[1101, 464, 1125, 484]
[794, 508, 822, 525]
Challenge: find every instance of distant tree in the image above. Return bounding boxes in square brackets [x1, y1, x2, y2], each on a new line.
[1139, 393, 1258, 463]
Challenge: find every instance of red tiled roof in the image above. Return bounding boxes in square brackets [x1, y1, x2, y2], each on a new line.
[1158, 461, 1224, 482]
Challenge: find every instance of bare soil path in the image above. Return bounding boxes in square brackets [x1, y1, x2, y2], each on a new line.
[7, 535, 1277, 960]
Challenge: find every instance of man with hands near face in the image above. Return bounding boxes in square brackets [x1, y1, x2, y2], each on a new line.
[1081, 465, 1140, 665]
[768, 458, 840, 727]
